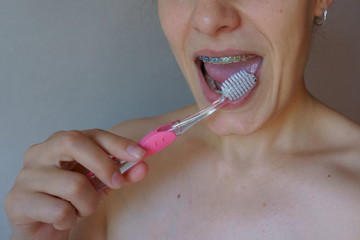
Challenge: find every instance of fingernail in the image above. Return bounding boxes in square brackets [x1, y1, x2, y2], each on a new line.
[127, 144, 146, 159]
[111, 171, 122, 189]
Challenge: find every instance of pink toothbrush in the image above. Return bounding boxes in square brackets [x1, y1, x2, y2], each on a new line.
[87, 70, 256, 191]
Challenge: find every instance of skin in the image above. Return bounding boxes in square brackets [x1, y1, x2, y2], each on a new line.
[5, 0, 360, 239]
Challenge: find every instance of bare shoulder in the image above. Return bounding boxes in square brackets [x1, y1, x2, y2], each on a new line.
[314, 101, 360, 154]
[326, 113, 360, 182]
[330, 113, 360, 158]
[330, 113, 360, 157]
[309, 101, 360, 191]
[316, 104, 360, 191]
[318, 114, 360, 236]
[109, 104, 197, 141]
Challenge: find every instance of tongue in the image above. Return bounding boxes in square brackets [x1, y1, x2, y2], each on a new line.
[204, 56, 262, 83]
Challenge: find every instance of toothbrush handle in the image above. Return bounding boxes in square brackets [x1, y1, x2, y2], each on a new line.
[86, 126, 177, 192]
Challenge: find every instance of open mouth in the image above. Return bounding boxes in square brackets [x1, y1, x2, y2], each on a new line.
[197, 54, 263, 101]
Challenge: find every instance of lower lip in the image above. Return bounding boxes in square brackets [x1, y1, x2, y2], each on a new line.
[196, 61, 261, 109]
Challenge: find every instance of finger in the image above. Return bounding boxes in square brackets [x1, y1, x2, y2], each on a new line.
[43, 130, 124, 189]
[82, 129, 146, 161]
[24, 130, 145, 189]
[21, 167, 100, 218]
[6, 190, 77, 231]
[86, 161, 149, 192]
[122, 161, 149, 185]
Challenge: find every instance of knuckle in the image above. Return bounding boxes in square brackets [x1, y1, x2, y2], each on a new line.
[10, 169, 34, 194]
[80, 197, 99, 218]
[63, 174, 100, 217]
[59, 130, 86, 150]
[14, 168, 30, 184]
[23, 143, 41, 165]
[50, 201, 75, 224]
[4, 189, 26, 221]
[24, 144, 38, 157]
[49, 130, 66, 139]
[4, 190, 15, 212]
[64, 174, 88, 196]
[89, 128, 104, 134]
[84, 128, 106, 140]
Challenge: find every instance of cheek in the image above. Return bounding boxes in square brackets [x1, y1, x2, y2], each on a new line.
[158, 3, 189, 51]
[158, 2, 195, 87]
[248, 1, 313, 41]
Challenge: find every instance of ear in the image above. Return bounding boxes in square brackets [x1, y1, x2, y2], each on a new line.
[314, 0, 334, 17]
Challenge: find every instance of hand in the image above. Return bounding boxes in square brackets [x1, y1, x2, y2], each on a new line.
[4, 129, 148, 240]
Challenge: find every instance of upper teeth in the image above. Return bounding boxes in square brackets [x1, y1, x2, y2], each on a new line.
[198, 54, 255, 64]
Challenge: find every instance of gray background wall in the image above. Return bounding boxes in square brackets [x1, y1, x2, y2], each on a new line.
[0, 0, 359, 238]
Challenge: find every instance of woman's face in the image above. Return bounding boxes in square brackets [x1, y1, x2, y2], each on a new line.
[158, 0, 327, 135]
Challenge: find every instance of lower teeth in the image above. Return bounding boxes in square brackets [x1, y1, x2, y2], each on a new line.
[205, 72, 222, 94]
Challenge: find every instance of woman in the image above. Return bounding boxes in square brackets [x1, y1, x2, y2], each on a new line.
[5, 0, 360, 239]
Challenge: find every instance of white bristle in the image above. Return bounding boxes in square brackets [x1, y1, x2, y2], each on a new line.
[221, 71, 257, 101]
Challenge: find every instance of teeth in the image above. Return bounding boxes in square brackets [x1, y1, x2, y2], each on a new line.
[204, 71, 222, 94]
[198, 54, 255, 64]
[200, 54, 258, 96]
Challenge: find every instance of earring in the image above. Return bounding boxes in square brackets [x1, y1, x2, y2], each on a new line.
[315, 8, 328, 26]
[323, 9, 328, 22]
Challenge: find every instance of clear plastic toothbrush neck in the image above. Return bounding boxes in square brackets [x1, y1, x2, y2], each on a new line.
[170, 94, 228, 135]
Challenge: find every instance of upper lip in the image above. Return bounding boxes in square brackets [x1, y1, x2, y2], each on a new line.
[193, 48, 261, 61]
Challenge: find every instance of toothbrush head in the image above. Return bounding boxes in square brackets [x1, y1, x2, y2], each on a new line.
[221, 71, 257, 101]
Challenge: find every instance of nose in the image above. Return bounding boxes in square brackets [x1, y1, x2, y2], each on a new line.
[191, 0, 241, 36]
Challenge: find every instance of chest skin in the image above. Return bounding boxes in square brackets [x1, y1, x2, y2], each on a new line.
[104, 136, 360, 240]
